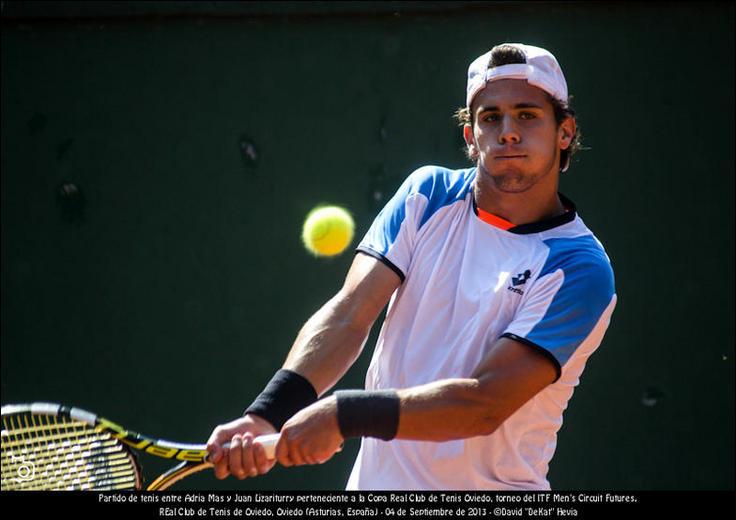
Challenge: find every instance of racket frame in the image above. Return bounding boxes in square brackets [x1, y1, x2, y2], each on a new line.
[2, 402, 279, 491]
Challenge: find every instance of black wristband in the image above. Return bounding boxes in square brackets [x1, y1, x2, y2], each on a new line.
[335, 390, 400, 441]
[244, 369, 318, 431]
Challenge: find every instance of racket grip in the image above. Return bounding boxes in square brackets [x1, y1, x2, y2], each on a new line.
[219, 433, 280, 460]
[254, 433, 280, 460]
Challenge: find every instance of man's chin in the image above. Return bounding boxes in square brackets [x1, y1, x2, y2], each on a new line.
[486, 171, 536, 194]
[477, 162, 545, 193]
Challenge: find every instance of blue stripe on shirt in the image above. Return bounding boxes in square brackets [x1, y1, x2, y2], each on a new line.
[526, 236, 616, 366]
[365, 166, 474, 256]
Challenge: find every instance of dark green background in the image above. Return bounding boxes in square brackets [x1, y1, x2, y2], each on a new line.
[2, 1, 733, 490]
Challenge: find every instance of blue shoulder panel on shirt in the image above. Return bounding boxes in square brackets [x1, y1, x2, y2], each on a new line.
[371, 166, 475, 254]
[526, 235, 616, 366]
[416, 166, 475, 230]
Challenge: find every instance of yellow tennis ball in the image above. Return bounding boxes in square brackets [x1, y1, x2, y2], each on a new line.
[302, 205, 355, 257]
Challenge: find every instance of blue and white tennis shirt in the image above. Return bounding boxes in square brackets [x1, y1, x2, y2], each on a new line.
[347, 165, 617, 490]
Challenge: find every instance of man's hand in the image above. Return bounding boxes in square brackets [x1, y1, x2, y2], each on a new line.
[276, 396, 344, 467]
[207, 413, 277, 480]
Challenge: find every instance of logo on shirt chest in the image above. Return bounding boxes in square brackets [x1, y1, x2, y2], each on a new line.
[507, 269, 532, 295]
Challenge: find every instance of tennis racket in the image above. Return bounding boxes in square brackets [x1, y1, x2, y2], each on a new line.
[1, 402, 279, 491]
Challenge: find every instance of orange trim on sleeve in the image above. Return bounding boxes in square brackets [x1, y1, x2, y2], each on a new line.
[475, 206, 515, 230]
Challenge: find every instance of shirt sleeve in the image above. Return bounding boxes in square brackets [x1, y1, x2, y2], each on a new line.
[502, 236, 617, 379]
[356, 166, 436, 281]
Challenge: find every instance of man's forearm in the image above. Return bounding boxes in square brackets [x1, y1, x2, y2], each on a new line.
[336, 337, 558, 443]
[335, 376, 536, 443]
[395, 378, 500, 441]
[282, 291, 373, 396]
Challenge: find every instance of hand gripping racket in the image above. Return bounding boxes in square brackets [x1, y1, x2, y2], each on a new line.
[0, 402, 279, 491]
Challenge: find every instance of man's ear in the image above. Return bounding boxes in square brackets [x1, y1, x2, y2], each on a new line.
[463, 124, 478, 159]
[558, 117, 576, 151]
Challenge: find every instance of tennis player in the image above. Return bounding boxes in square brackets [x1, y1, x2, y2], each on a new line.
[208, 43, 617, 490]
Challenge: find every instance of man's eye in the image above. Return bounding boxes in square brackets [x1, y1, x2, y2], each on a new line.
[483, 113, 535, 122]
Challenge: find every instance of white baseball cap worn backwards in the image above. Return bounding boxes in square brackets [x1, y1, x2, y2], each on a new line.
[466, 43, 568, 109]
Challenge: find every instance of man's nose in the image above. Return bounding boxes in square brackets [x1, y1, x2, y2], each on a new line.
[498, 116, 521, 144]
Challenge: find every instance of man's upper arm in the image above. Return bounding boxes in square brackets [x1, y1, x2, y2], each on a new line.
[337, 251, 402, 330]
[469, 336, 558, 429]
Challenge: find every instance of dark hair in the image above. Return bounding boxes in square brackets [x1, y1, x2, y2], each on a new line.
[454, 44, 583, 173]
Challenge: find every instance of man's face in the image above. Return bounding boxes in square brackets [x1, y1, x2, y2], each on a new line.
[464, 79, 575, 193]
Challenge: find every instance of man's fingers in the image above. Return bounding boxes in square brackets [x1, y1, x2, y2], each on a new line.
[242, 433, 259, 477]
[207, 443, 223, 464]
[275, 436, 293, 467]
[253, 442, 275, 474]
[316, 453, 330, 465]
[288, 442, 306, 467]
[206, 428, 226, 463]
[214, 444, 231, 480]
[229, 434, 247, 479]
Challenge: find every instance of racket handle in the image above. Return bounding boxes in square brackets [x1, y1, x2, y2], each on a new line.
[254, 433, 280, 460]
[220, 433, 280, 460]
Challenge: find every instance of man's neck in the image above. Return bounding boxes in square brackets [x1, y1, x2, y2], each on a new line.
[473, 169, 565, 226]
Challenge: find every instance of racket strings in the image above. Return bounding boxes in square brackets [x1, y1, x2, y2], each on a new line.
[1, 411, 140, 490]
